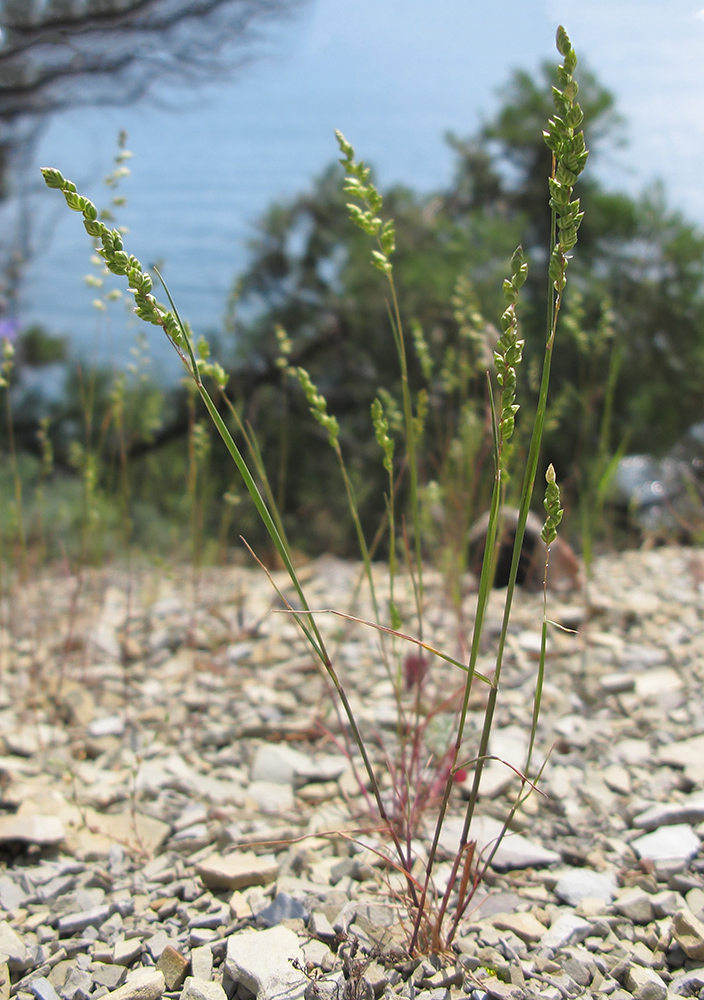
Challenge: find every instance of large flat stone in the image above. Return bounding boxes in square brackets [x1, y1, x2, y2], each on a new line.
[196, 852, 279, 891]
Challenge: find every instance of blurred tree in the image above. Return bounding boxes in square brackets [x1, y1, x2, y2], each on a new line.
[220, 60, 704, 552]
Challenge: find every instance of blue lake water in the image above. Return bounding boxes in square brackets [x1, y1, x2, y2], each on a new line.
[13, 0, 704, 384]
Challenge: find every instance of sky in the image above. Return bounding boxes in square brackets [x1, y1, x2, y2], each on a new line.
[16, 0, 704, 376]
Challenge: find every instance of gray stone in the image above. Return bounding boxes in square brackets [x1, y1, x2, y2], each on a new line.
[650, 888, 685, 917]
[113, 939, 144, 966]
[61, 969, 94, 1000]
[91, 967, 127, 991]
[657, 733, 704, 769]
[28, 979, 62, 1000]
[632, 791, 704, 830]
[188, 907, 229, 930]
[561, 952, 594, 988]
[602, 764, 632, 796]
[672, 907, 704, 960]
[58, 905, 111, 937]
[246, 781, 294, 814]
[308, 912, 335, 941]
[0, 920, 30, 970]
[613, 886, 653, 924]
[0, 877, 27, 911]
[554, 868, 616, 906]
[631, 824, 700, 868]
[600, 673, 635, 694]
[0, 815, 65, 846]
[669, 970, 704, 995]
[87, 716, 125, 738]
[146, 931, 172, 961]
[491, 912, 545, 944]
[180, 980, 227, 1000]
[225, 926, 306, 1000]
[196, 853, 279, 891]
[256, 893, 308, 928]
[539, 913, 591, 950]
[106, 970, 165, 1000]
[251, 745, 308, 784]
[438, 816, 559, 870]
[190, 947, 213, 983]
[624, 965, 666, 1000]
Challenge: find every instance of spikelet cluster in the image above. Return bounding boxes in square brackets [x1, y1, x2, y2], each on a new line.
[543, 26, 589, 292]
[494, 246, 527, 442]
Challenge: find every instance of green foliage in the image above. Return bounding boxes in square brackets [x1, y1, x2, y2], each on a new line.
[222, 52, 704, 557]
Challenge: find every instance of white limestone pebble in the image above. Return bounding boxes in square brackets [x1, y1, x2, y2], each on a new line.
[190, 946, 213, 982]
[539, 913, 591, 951]
[0, 920, 30, 970]
[632, 790, 704, 830]
[180, 979, 227, 1000]
[554, 868, 616, 906]
[0, 815, 64, 846]
[613, 886, 654, 924]
[225, 926, 306, 1000]
[106, 969, 165, 1000]
[631, 823, 700, 868]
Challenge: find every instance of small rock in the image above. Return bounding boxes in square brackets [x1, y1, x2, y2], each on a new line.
[657, 733, 704, 768]
[156, 947, 189, 992]
[0, 815, 65, 846]
[540, 913, 591, 950]
[685, 886, 704, 917]
[250, 745, 308, 785]
[62, 969, 94, 1000]
[554, 868, 616, 906]
[225, 926, 305, 1000]
[27, 979, 61, 1000]
[439, 816, 559, 869]
[0, 877, 26, 911]
[87, 716, 125, 738]
[58, 905, 111, 937]
[672, 907, 704, 960]
[0, 920, 30, 970]
[669, 969, 704, 996]
[196, 852, 279, 891]
[256, 892, 308, 928]
[190, 947, 213, 983]
[245, 781, 294, 814]
[613, 886, 653, 924]
[309, 912, 335, 941]
[603, 764, 632, 796]
[650, 888, 685, 918]
[631, 824, 700, 869]
[492, 911, 545, 944]
[632, 791, 704, 830]
[107, 970, 165, 1000]
[91, 967, 127, 991]
[624, 965, 667, 1000]
[180, 980, 227, 1000]
[113, 939, 144, 966]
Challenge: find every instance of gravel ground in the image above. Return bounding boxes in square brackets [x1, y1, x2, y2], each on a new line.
[0, 546, 704, 1000]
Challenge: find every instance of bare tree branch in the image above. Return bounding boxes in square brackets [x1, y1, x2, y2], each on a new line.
[0, 0, 303, 119]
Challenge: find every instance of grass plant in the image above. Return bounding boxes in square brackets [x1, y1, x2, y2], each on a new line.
[42, 25, 587, 954]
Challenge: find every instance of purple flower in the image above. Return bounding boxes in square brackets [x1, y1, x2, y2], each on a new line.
[0, 318, 20, 342]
